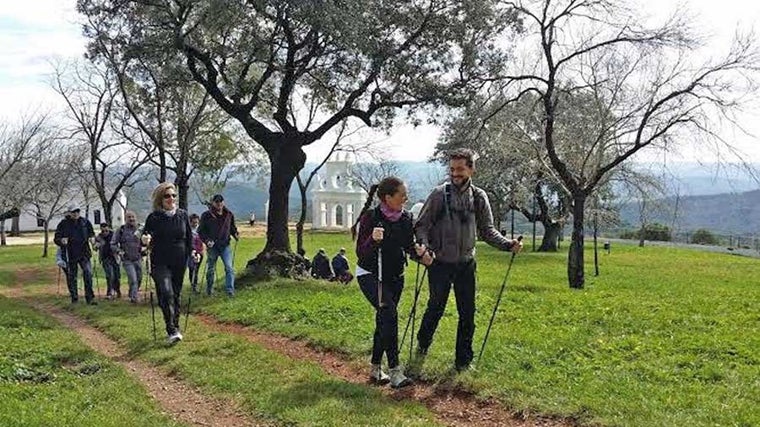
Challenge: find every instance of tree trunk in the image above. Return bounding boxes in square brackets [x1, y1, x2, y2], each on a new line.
[175, 169, 190, 211]
[567, 193, 586, 289]
[174, 151, 190, 210]
[638, 226, 646, 247]
[295, 180, 308, 255]
[0, 221, 6, 246]
[245, 139, 307, 279]
[10, 215, 20, 237]
[538, 221, 561, 252]
[42, 221, 50, 258]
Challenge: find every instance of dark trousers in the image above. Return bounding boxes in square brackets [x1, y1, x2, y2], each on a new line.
[152, 263, 185, 336]
[417, 259, 477, 367]
[358, 274, 404, 368]
[102, 258, 120, 296]
[188, 254, 203, 292]
[67, 258, 94, 303]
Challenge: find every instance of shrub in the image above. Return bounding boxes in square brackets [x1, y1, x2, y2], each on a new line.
[691, 228, 718, 245]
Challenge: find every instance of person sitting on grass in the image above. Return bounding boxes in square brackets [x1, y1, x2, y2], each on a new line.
[311, 248, 334, 280]
[352, 176, 434, 389]
[331, 248, 354, 284]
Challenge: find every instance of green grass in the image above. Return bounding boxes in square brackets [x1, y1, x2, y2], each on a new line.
[193, 232, 760, 427]
[0, 296, 182, 427]
[6, 232, 760, 426]
[49, 298, 438, 426]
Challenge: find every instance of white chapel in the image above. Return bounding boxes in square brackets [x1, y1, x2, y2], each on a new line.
[311, 153, 366, 230]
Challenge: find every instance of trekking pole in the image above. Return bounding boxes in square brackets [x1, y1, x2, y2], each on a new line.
[56, 266, 61, 296]
[377, 247, 384, 308]
[90, 241, 101, 299]
[93, 258, 101, 299]
[232, 238, 239, 271]
[408, 267, 427, 360]
[477, 236, 522, 365]
[399, 261, 427, 356]
[184, 294, 192, 333]
[149, 291, 157, 342]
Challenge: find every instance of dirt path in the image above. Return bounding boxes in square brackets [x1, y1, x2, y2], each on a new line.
[196, 314, 570, 427]
[13, 272, 571, 427]
[28, 301, 265, 427]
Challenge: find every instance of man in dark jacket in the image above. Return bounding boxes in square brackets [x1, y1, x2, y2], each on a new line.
[198, 194, 239, 296]
[95, 223, 120, 299]
[311, 248, 333, 280]
[414, 149, 522, 371]
[54, 206, 96, 304]
[331, 248, 354, 284]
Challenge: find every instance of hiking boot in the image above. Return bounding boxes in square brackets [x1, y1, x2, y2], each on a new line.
[167, 331, 183, 345]
[86, 300, 98, 306]
[390, 366, 413, 388]
[369, 364, 390, 384]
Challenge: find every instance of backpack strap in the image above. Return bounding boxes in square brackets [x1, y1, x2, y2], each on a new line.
[435, 183, 454, 223]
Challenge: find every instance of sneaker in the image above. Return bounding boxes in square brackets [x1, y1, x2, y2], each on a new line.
[389, 366, 413, 388]
[369, 364, 390, 384]
[129, 298, 138, 304]
[166, 331, 183, 345]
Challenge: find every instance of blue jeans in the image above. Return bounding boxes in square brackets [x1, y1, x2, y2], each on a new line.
[67, 258, 94, 302]
[101, 258, 120, 296]
[122, 259, 143, 301]
[205, 244, 234, 295]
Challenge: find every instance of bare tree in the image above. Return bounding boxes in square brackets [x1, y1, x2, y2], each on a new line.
[52, 59, 151, 225]
[0, 113, 49, 245]
[490, 0, 759, 288]
[26, 145, 84, 257]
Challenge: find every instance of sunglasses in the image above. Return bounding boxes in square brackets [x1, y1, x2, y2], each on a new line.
[163, 193, 178, 199]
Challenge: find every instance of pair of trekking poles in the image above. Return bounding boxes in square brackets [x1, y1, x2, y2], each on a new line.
[147, 238, 238, 342]
[394, 236, 523, 366]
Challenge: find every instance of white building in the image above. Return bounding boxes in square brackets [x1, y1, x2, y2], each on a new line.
[311, 153, 367, 230]
[12, 190, 127, 232]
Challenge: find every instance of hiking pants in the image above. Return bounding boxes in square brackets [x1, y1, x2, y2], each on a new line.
[417, 259, 477, 368]
[358, 274, 404, 368]
[152, 263, 185, 336]
[67, 258, 94, 303]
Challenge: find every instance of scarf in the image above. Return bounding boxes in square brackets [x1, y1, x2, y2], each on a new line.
[380, 202, 402, 222]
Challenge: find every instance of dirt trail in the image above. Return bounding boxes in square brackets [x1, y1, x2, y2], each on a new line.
[196, 314, 570, 427]
[4, 269, 266, 427]
[13, 270, 572, 427]
[30, 301, 265, 427]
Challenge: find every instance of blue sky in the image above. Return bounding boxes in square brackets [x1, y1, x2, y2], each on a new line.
[1, 0, 759, 165]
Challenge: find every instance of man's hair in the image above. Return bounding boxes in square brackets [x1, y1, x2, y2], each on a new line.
[448, 148, 476, 168]
[189, 213, 200, 221]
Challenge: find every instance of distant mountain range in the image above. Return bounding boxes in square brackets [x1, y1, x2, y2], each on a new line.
[122, 161, 759, 234]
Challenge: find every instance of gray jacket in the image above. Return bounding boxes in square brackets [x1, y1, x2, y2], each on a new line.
[111, 223, 143, 262]
[414, 180, 513, 263]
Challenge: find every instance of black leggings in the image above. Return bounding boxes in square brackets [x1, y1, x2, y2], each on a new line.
[152, 263, 185, 335]
[358, 274, 404, 368]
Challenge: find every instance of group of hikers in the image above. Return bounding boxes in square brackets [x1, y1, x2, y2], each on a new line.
[53, 148, 522, 388]
[54, 192, 238, 343]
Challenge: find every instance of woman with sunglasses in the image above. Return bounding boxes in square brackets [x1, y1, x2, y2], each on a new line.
[141, 182, 193, 345]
